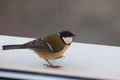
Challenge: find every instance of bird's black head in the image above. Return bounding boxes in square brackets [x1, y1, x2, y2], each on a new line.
[59, 31, 74, 37]
[59, 31, 76, 44]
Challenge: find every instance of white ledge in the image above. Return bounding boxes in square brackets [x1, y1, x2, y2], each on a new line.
[0, 35, 120, 79]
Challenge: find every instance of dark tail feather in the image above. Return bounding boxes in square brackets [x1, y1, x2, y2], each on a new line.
[2, 45, 25, 50]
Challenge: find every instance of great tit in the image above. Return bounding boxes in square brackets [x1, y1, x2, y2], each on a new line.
[2, 31, 76, 68]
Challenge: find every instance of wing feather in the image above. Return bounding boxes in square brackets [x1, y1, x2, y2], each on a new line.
[23, 38, 53, 52]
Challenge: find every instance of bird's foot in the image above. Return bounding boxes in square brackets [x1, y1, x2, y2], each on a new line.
[44, 64, 61, 68]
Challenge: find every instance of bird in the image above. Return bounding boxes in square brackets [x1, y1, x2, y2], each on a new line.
[2, 31, 76, 68]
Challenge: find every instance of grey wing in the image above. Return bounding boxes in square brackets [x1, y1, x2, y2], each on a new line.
[23, 38, 53, 52]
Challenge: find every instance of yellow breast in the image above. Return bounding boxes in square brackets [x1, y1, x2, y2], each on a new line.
[34, 45, 69, 60]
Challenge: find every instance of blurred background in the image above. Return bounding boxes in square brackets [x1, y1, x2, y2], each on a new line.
[0, 0, 120, 46]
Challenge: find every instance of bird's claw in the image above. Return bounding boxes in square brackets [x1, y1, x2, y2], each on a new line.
[43, 64, 61, 68]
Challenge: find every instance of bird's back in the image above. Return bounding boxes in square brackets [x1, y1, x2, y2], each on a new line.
[43, 33, 65, 52]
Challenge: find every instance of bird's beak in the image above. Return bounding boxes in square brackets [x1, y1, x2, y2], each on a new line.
[73, 34, 77, 37]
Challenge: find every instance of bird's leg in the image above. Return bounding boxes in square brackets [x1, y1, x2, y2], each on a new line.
[44, 59, 61, 68]
[55, 55, 65, 59]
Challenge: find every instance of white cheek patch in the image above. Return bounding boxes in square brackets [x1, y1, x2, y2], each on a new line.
[63, 37, 73, 44]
